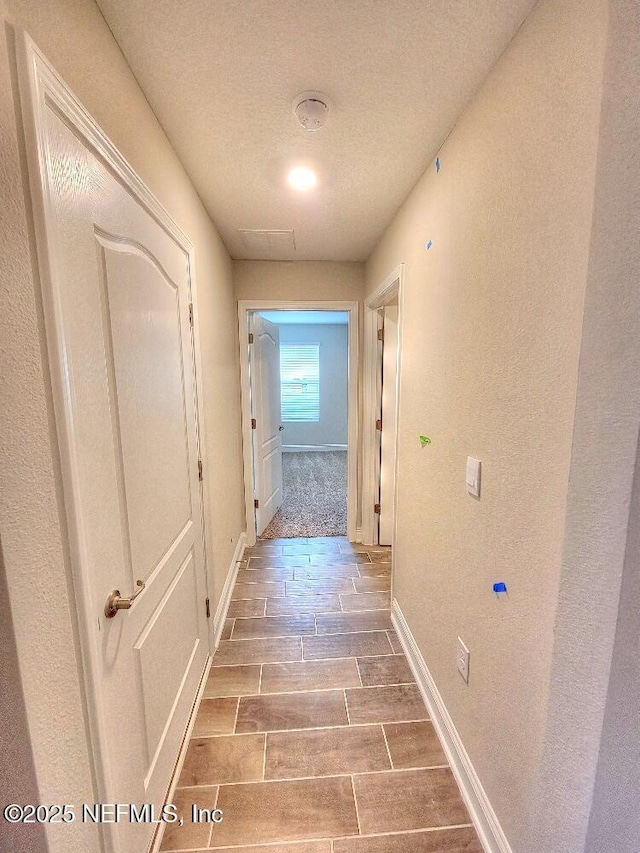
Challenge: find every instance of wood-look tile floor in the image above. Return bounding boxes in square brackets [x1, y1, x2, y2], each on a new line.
[161, 537, 483, 853]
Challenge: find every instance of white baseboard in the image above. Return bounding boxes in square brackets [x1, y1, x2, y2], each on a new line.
[355, 527, 363, 543]
[282, 444, 348, 452]
[391, 599, 513, 853]
[213, 532, 247, 649]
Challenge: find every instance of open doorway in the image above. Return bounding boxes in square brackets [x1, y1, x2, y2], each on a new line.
[256, 310, 349, 538]
[238, 301, 359, 545]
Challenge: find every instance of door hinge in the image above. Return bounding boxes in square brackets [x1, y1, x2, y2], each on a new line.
[376, 418, 382, 431]
[374, 503, 381, 514]
[251, 418, 257, 429]
[198, 459, 203, 481]
[205, 597, 210, 619]
[254, 499, 259, 509]
[377, 328, 384, 342]
[189, 303, 194, 327]
[248, 332, 254, 344]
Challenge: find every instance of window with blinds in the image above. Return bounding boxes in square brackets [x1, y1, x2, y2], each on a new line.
[280, 343, 320, 422]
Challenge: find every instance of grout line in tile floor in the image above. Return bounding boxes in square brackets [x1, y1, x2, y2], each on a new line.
[225, 626, 394, 640]
[380, 723, 394, 769]
[301, 651, 395, 662]
[331, 823, 476, 841]
[230, 595, 391, 606]
[231, 696, 240, 733]
[162, 823, 477, 853]
[208, 764, 458, 792]
[182, 766, 452, 791]
[207, 686, 419, 701]
[205, 785, 220, 848]
[209, 654, 409, 679]
[208, 674, 413, 690]
[164, 824, 476, 853]
[343, 688, 350, 724]
[191, 719, 432, 739]
[229, 615, 391, 623]
[209, 653, 404, 668]
[350, 774, 361, 835]
[236, 608, 391, 617]
[212, 657, 302, 667]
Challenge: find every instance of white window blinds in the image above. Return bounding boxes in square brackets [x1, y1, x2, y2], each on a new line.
[280, 343, 320, 422]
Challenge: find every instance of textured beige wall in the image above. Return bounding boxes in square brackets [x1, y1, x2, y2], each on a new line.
[0, 1, 245, 850]
[585, 436, 640, 853]
[0, 542, 48, 853]
[535, 1, 640, 849]
[366, 0, 607, 847]
[234, 260, 365, 303]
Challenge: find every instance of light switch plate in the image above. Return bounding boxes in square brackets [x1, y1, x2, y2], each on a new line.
[466, 456, 481, 498]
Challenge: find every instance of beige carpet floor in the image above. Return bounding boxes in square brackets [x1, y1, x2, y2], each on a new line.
[261, 451, 347, 539]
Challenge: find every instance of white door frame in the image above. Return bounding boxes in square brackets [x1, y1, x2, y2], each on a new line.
[362, 264, 404, 546]
[238, 300, 359, 545]
[16, 33, 214, 850]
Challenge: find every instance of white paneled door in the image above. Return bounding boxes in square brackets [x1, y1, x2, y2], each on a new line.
[250, 314, 283, 534]
[20, 40, 209, 853]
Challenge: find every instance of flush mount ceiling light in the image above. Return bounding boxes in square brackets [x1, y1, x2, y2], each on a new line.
[293, 91, 330, 131]
[287, 166, 318, 191]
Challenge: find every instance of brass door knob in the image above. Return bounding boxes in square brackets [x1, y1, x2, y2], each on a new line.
[104, 580, 145, 618]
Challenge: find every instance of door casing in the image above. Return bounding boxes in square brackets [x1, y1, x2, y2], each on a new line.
[238, 301, 359, 545]
[362, 264, 404, 564]
[378, 301, 399, 545]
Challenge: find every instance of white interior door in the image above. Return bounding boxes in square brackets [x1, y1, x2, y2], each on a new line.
[251, 314, 283, 534]
[23, 49, 209, 853]
[379, 303, 399, 545]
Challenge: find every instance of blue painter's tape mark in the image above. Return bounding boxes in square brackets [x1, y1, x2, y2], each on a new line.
[435, 157, 441, 173]
[425, 240, 433, 251]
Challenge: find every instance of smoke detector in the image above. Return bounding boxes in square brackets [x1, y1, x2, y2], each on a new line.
[293, 91, 330, 131]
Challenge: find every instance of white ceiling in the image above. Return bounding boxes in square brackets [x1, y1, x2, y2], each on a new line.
[97, 0, 536, 261]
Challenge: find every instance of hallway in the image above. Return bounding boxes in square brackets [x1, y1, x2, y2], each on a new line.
[161, 538, 482, 852]
[3, 3, 639, 852]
